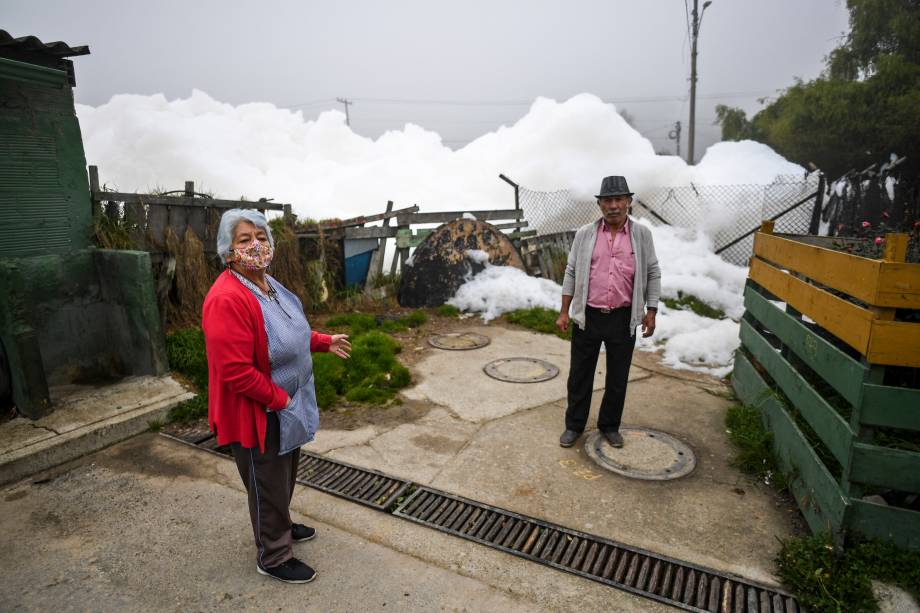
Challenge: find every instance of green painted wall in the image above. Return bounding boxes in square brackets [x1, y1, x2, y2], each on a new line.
[0, 57, 92, 256]
[0, 55, 167, 418]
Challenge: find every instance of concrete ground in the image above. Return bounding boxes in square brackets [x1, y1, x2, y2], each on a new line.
[0, 322, 807, 612]
[0, 375, 193, 486]
[1, 434, 667, 612]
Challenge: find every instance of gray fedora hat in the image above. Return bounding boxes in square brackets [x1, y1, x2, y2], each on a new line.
[595, 176, 634, 198]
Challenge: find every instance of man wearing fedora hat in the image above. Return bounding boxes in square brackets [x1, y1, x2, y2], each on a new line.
[556, 176, 661, 449]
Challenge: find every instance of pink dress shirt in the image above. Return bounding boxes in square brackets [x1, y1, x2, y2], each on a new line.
[587, 219, 635, 309]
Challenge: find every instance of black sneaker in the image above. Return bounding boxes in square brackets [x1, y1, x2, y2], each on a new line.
[256, 558, 317, 584]
[292, 523, 316, 542]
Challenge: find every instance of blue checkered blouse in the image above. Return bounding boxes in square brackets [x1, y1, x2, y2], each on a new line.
[232, 271, 319, 454]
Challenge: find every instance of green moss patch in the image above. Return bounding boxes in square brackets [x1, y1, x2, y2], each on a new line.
[662, 291, 725, 319]
[504, 307, 570, 340]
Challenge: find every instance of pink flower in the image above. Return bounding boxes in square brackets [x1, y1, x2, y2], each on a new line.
[914, 220, 920, 229]
[861, 221, 871, 228]
[875, 237, 883, 245]
[882, 211, 889, 219]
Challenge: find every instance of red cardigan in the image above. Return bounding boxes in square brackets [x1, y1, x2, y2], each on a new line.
[201, 270, 331, 452]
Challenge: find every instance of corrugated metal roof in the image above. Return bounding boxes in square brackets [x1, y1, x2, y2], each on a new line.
[0, 30, 89, 58]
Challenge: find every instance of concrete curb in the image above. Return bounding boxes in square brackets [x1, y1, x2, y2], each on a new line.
[0, 389, 194, 486]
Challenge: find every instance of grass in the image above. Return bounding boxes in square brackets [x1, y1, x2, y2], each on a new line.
[724, 404, 789, 490]
[436, 304, 461, 318]
[504, 307, 570, 340]
[325, 310, 427, 335]
[313, 331, 411, 408]
[662, 290, 725, 319]
[165, 327, 209, 423]
[777, 534, 920, 612]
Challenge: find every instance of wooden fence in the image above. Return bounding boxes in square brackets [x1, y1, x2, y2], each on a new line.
[89, 166, 289, 256]
[519, 231, 575, 283]
[731, 221, 920, 548]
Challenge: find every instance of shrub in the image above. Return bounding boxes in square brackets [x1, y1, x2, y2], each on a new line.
[166, 327, 208, 390]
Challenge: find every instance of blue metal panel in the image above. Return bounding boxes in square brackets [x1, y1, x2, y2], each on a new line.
[344, 251, 374, 288]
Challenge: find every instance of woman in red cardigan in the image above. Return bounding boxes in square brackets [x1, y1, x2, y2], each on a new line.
[203, 209, 350, 584]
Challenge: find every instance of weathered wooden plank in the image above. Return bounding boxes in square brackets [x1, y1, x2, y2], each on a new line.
[866, 320, 920, 367]
[91, 191, 286, 210]
[850, 443, 920, 493]
[860, 384, 920, 430]
[490, 220, 529, 231]
[732, 352, 849, 534]
[877, 262, 920, 307]
[124, 201, 147, 250]
[740, 319, 854, 467]
[146, 204, 169, 248]
[753, 231, 883, 305]
[847, 499, 920, 550]
[343, 226, 399, 240]
[396, 209, 524, 225]
[743, 286, 866, 407]
[749, 257, 873, 355]
[167, 205, 188, 239]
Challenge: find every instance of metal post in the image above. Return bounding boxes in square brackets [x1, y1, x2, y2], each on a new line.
[688, 0, 712, 165]
[336, 97, 352, 127]
[808, 173, 826, 235]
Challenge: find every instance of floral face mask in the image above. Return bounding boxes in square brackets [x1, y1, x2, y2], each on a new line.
[232, 239, 273, 270]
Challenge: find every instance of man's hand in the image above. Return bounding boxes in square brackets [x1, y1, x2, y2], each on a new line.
[557, 295, 573, 334]
[329, 334, 351, 359]
[641, 310, 656, 338]
[556, 312, 570, 333]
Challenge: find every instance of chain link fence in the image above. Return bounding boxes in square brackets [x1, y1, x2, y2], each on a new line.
[518, 174, 822, 266]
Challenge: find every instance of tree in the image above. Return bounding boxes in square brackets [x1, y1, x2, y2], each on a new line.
[723, 0, 920, 177]
[714, 104, 754, 141]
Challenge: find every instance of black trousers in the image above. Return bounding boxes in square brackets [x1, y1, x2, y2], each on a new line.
[231, 412, 301, 569]
[565, 306, 636, 433]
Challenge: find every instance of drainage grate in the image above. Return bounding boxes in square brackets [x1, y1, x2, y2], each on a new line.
[393, 487, 799, 613]
[160, 424, 214, 446]
[296, 452, 411, 511]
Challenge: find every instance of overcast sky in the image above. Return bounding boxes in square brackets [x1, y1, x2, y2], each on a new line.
[6, 0, 850, 156]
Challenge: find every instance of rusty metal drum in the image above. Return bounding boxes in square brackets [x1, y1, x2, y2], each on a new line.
[398, 219, 525, 307]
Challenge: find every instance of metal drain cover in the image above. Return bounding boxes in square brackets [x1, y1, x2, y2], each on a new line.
[584, 428, 696, 481]
[483, 357, 559, 383]
[428, 332, 491, 350]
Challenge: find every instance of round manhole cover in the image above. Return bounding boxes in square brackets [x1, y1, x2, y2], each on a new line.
[584, 428, 696, 481]
[428, 332, 491, 351]
[483, 357, 559, 383]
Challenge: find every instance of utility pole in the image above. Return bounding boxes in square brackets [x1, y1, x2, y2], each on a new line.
[687, 0, 712, 165]
[336, 97, 352, 127]
[669, 120, 682, 157]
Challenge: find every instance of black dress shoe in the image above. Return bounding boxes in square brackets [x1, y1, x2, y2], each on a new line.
[603, 430, 624, 448]
[559, 430, 582, 448]
[257, 557, 317, 583]
[292, 523, 316, 542]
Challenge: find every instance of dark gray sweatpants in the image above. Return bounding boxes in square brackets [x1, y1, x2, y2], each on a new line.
[231, 412, 301, 569]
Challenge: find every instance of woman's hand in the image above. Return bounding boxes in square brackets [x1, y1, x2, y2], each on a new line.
[329, 334, 351, 359]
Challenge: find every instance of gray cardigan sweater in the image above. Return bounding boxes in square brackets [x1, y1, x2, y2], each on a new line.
[561, 217, 661, 333]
